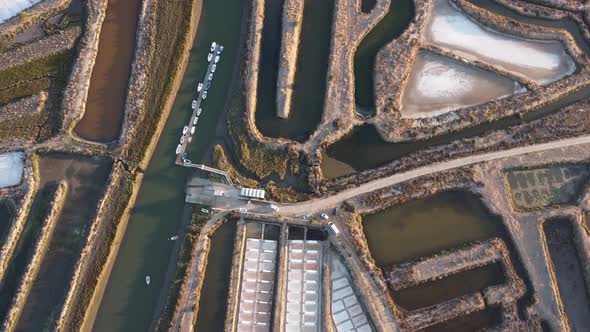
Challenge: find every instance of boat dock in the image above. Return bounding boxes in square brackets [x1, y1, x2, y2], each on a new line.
[175, 42, 223, 165]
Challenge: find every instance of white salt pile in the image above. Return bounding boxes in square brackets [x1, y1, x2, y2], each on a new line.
[0, 0, 43, 23]
[0, 152, 25, 188]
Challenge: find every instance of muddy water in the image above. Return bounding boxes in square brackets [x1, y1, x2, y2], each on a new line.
[362, 191, 504, 265]
[425, 307, 502, 332]
[15, 155, 112, 331]
[354, 0, 414, 108]
[73, 0, 140, 142]
[362, 191, 506, 324]
[543, 219, 590, 331]
[254, 0, 334, 142]
[394, 263, 504, 310]
[194, 221, 236, 332]
[93, 0, 244, 330]
[400, 50, 519, 118]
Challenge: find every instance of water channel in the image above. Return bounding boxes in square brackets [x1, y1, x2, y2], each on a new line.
[193, 220, 236, 331]
[354, 0, 415, 108]
[73, 0, 140, 142]
[93, 0, 244, 330]
[253, 0, 334, 142]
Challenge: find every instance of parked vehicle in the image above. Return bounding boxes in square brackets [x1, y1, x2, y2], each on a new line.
[327, 222, 340, 236]
[321, 213, 329, 220]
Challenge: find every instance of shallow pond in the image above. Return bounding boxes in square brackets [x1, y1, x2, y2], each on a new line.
[425, 0, 575, 84]
[400, 50, 520, 118]
[362, 191, 504, 265]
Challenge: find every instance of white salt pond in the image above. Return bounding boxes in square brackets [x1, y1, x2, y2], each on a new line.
[0, 152, 25, 188]
[424, 0, 576, 85]
[400, 51, 521, 118]
[0, 0, 42, 23]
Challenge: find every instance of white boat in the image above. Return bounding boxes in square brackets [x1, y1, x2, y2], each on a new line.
[207, 53, 213, 62]
[145, 276, 151, 285]
[205, 82, 211, 90]
[197, 83, 203, 92]
[211, 64, 217, 73]
[201, 208, 209, 213]
[193, 117, 198, 125]
[214, 55, 220, 63]
[188, 136, 192, 143]
[183, 126, 188, 134]
[180, 136, 185, 144]
[217, 45, 224, 54]
[202, 91, 208, 99]
[191, 100, 197, 109]
[208, 73, 213, 81]
[170, 235, 179, 241]
[197, 108, 202, 116]
[175, 144, 181, 154]
[210, 41, 216, 52]
[191, 126, 196, 134]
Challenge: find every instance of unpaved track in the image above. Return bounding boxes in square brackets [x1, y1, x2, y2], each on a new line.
[282, 135, 590, 215]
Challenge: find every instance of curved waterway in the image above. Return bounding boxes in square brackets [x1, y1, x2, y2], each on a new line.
[254, 0, 334, 142]
[92, 0, 244, 330]
[354, 0, 415, 108]
[324, 1, 590, 177]
[73, 0, 140, 142]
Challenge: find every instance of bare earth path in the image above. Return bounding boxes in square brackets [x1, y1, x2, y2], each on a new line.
[281, 135, 590, 215]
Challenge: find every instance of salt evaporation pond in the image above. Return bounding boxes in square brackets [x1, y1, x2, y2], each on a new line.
[0, 0, 42, 23]
[400, 51, 521, 118]
[424, 0, 576, 84]
[0, 152, 25, 188]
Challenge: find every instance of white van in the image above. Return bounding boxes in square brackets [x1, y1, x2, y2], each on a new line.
[327, 222, 340, 236]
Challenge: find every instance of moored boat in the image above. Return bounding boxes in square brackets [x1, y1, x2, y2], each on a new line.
[191, 100, 197, 109]
[207, 53, 213, 62]
[214, 55, 220, 63]
[217, 45, 224, 54]
[183, 126, 188, 134]
[191, 126, 196, 134]
[175, 144, 181, 154]
[145, 276, 150, 285]
[210, 41, 216, 52]
[197, 108, 202, 116]
[202, 91, 208, 99]
[197, 83, 203, 92]
[211, 64, 217, 73]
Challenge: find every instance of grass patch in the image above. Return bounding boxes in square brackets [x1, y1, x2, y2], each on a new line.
[212, 144, 259, 188]
[0, 78, 50, 105]
[154, 207, 210, 332]
[123, 0, 194, 166]
[0, 52, 71, 89]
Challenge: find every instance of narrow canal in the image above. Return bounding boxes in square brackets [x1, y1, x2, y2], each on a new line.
[354, 0, 414, 108]
[92, 0, 244, 330]
[254, 0, 334, 142]
[73, 0, 140, 142]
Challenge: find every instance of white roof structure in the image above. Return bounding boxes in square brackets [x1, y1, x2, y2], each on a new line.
[330, 256, 373, 332]
[284, 240, 322, 332]
[237, 238, 277, 332]
[240, 187, 266, 200]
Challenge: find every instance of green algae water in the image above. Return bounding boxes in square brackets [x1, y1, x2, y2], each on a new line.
[93, 0, 244, 330]
[354, 0, 414, 108]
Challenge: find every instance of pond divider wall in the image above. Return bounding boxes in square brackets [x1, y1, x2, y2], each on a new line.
[1, 181, 67, 331]
[0, 155, 38, 285]
[276, 0, 304, 119]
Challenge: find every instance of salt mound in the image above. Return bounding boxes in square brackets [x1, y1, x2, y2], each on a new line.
[0, 152, 25, 188]
[0, 0, 43, 24]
